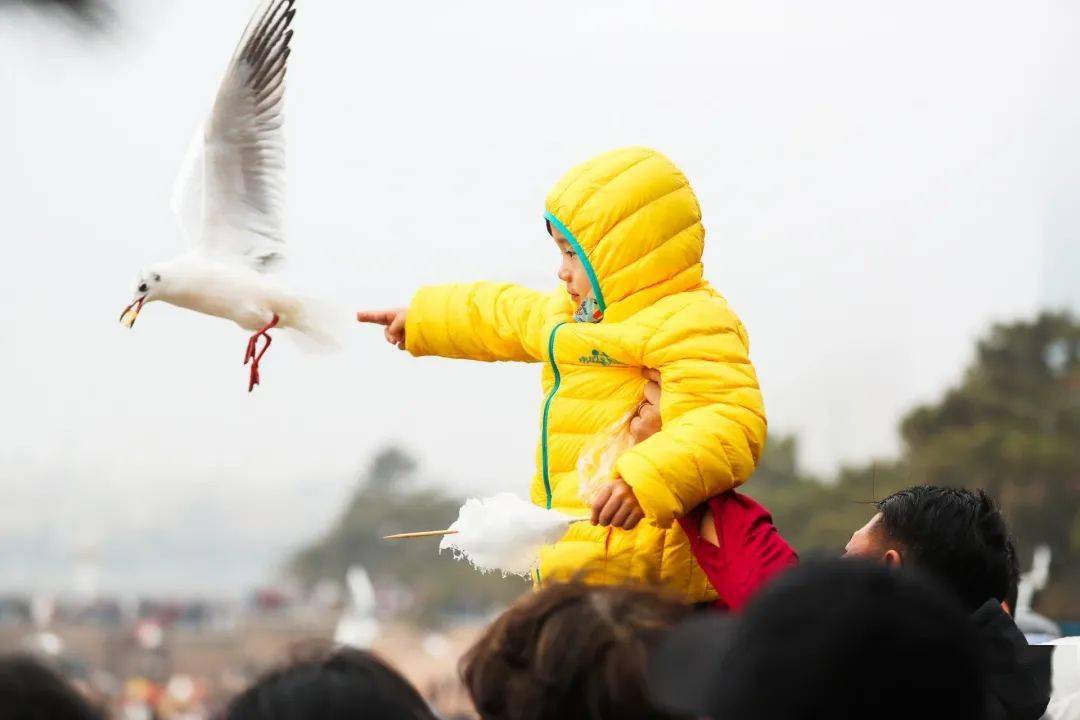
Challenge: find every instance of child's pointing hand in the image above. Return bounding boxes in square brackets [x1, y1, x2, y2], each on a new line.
[591, 477, 644, 530]
[357, 308, 407, 349]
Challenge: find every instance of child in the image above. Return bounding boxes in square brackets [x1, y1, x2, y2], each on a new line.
[359, 147, 766, 603]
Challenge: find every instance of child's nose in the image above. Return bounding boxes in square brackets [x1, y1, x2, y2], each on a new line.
[557, 261, 571, 282]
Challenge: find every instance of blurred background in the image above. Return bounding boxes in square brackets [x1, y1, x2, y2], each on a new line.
[2, 0, 1078, 716]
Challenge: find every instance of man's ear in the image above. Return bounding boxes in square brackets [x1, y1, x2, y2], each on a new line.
[883, 549, 903, 568]
[1001, 600, 1012, 617]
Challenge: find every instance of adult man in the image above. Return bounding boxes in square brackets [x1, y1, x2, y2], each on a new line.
[633, 390, 1054, 718]
[844, 486, 1053, 720]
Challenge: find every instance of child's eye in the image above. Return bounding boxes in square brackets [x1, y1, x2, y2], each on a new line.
[564, 250, 576, 258]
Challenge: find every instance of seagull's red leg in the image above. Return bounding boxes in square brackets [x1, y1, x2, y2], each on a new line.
[244, 335, 258, 364]
[244, 314, 280, 392]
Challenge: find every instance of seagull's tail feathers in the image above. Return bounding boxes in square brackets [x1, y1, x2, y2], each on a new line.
[287, 297, 350, 353]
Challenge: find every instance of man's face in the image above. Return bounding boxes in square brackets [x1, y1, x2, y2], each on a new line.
[843, 512, 900, 566]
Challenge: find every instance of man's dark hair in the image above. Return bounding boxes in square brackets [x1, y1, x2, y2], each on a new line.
[0, 654, 105, 720]
[221, 645, 435, 720]
[461, 582, 691, 720]
[1004, 537, 1020, 615]
[650, 560, 986, 720]
[875, 485, 1013, 611]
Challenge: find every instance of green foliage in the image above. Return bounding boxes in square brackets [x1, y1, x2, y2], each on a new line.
[747, 311, 1080, 616]
[289, 448, 527, 624]
[743, 432, 910, 558]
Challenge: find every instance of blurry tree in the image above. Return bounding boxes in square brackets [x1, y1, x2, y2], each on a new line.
[289, 447, 527, 625]
[745, 437, 907, 558]
[748, 311, 1080, 616]
[900, 311, 1079, 614]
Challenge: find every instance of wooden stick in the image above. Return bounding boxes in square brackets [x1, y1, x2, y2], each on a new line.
[382, 529, 459, 540]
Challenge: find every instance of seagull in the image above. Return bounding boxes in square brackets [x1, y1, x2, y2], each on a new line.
[119, 0, 342, 391]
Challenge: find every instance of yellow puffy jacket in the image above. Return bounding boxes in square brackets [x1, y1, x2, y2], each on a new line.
[405, 147, 766, 602]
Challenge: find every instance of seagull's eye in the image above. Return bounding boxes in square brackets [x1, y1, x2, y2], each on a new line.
[152, 273, 161, 282]
[138, 283, 148, 293]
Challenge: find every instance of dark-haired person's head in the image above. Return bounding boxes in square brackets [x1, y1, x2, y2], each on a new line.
[221, 645, 435, 720]
[0, 655, 105, 720]
[460, 582, 691, 720]
[843, 485, 1013, 612]
[1003, 537, 1020, 616]
[649, 560, 986, 720]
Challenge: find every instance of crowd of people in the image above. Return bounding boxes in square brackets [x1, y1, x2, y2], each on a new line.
[3, 484, 1076, 719]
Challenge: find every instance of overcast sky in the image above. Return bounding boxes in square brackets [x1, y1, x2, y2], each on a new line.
[2, 0, 1077, 595]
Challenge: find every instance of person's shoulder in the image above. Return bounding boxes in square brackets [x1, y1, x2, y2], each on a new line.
[634, 285, 746, 337]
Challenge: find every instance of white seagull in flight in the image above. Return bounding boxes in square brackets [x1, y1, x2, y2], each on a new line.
[119, 0, 342, 391]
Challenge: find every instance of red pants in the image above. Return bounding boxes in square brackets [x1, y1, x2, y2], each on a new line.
[678, 491, 798, 611]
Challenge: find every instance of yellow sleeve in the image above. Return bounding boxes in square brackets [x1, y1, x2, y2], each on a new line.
[404, 282, 550, 362]
[614, 304, 767, 528]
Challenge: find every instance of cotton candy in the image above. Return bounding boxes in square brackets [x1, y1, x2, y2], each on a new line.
[439, 493, 577, 577]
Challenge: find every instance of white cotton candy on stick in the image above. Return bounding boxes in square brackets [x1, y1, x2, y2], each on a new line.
[439, 493, 578, 577]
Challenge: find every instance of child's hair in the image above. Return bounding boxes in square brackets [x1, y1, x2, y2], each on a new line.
[221, 644, 436, 720]
[460, 582, 691, 720]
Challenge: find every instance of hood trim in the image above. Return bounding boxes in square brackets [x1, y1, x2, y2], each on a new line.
[545, 211, 607, 314]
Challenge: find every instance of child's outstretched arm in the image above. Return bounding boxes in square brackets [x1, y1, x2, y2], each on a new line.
[615, 304, 767, 528]
[359, 283, 552, 362]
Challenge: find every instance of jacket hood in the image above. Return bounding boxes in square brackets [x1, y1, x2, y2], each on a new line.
[545, 147, 705, 321]
[971, 600, 1053, 720]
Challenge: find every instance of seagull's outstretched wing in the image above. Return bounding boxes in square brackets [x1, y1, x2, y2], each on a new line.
[171, 0, 295, 272]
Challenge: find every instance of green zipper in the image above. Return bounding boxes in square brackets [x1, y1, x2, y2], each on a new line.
[540, 322, 567, 510]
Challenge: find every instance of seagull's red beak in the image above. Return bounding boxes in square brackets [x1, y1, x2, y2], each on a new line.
[119, 296, 146, 328]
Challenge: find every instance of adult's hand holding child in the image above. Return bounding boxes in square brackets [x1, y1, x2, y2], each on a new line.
[357, 308, 407, 349]
[591, 369, 661, 530]
[629, 368, 662, 443]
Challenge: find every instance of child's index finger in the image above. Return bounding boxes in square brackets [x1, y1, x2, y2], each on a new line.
[356, 310, 392, 325]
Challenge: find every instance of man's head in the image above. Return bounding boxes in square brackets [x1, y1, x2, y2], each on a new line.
[843, 485, 1014, 612]
[649, 560, 986, 720]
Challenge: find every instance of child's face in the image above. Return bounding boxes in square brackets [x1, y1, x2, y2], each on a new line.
[551, 226, 592, 305]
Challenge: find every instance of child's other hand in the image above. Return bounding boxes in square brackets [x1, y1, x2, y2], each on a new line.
[591, 477, 644, 530]
[357, 308, 407, 349]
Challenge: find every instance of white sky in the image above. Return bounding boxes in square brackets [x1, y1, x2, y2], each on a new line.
[1, 0, 1077, 595]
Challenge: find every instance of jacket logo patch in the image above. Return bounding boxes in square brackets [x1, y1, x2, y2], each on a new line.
[579, 349, 624, 367]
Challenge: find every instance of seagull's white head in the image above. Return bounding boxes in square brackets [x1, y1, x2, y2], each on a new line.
[119, 264, 169, 328]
